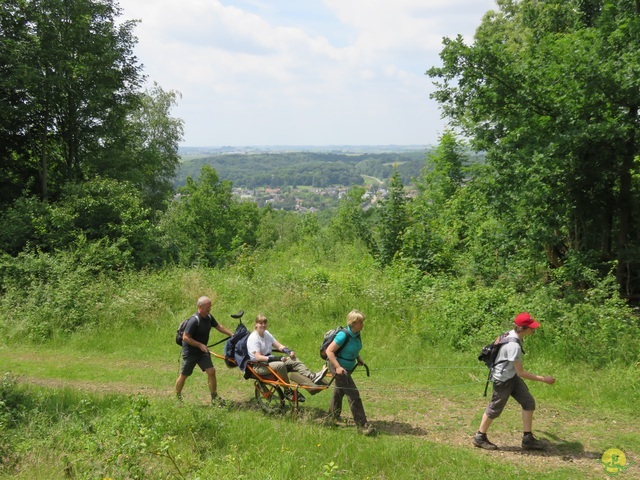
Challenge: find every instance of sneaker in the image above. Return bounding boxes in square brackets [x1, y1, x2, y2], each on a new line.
[312, 366, 329, 385]
[211, 395, 226, 407]
[522, 433, 546, 450]
[358, 423, 376, 436]
[283, 388, 306, 403]
[176, 393, 183, 402]
[473, 432, 498, 450]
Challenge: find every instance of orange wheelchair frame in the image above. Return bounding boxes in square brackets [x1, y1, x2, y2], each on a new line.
[204, 311, 341, 415]
[212, 349, 334, 414]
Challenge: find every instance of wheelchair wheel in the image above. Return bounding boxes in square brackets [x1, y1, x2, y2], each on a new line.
[254, 381, 285, 414]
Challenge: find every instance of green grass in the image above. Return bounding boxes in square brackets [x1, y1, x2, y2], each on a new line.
[0, 374, 622, 480]
[1, 258, 639, 478]
[1, 326, 638, 479]
[361, 174, 384, 186]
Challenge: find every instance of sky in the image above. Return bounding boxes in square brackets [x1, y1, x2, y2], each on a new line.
[117, 0, 497, 147]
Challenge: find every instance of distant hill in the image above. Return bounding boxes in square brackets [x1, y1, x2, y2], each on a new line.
[175, 147, 431, 189]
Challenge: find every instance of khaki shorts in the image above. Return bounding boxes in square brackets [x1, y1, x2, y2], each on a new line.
[485, 375, 535, 419]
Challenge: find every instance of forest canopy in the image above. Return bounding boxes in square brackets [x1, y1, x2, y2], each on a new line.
[0, 0, 639, 366]
[428, 0, 640, 299]
[174, 151, 430, 189]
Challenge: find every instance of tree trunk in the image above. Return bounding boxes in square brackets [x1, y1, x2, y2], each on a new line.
[39, 111, 49, 202]
[616, 105, 638, 296]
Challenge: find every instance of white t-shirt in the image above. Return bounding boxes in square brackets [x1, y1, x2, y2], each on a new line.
[492, 330, 523, 382]
[247, 330, 278, 361]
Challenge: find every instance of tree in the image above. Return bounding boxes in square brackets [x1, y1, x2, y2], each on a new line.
[0, 0, 143, 204]
[103, 83, 184, 214]
[421, 130, 465, 203]
[0, 177, 161, 268]
[376, 169, 408, 266]
[428, 0, 640, 296]
[330, 186, 373, 249]
[1, 0, 185, 264]
[0, 0, 37, 206]
[401, 132, 467, 273]
[159, 166, 261, 267]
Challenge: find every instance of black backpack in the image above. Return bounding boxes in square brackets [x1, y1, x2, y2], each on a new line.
[224, 322, 251, 371]
[478, 332, 523, 396]
[320, 326, 351, 360]
[175, 315, 198, 346]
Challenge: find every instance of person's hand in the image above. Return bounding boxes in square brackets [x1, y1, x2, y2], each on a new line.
[543, 376, 556, 384]
[336, 366, 347, 376]
[200, 344, 209, 354]
[281, 347, 296, 359]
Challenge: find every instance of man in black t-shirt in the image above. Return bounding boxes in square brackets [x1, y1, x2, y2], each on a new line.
[175, 296, 233, 403]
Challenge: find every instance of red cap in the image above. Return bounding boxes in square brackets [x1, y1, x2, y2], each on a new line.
[514, 312, 540, 329]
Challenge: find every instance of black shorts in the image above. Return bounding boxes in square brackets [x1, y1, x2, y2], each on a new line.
[180, 350, 214, 376]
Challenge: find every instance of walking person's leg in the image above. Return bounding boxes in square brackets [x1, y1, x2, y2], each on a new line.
[197, 354, 221, 403]
[511, 377, 545, 450]
[205, 367, 218, 397]
[329, 363, 346, 420]
[175, 374, 188, 399]
[473, 377, 514, 450]
[343, 373, 372, 433]
[175, 352, 198, 400]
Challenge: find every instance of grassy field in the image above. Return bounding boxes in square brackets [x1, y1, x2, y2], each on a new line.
[1, 316, 638, 478]
[1, 261, 638, 479]
[361, 174, 384, 186]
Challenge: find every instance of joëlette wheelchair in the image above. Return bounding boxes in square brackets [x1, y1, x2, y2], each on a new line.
[210, 311, 334, 415]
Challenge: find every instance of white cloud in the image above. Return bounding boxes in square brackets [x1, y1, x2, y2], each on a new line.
[118, 0, 497, 145]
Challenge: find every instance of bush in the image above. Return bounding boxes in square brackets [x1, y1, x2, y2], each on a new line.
[0, 196, 51, 255]
[0, 247, 124, 340]
[533, 273, 640, 366]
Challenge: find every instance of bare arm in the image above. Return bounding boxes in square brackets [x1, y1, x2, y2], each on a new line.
[514, 360, 556, 384]
[251, 350, 271, 362]
[326, 341, 346, 375]
[215, 324, 233, 337]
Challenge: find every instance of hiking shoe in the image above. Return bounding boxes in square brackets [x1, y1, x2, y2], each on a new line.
[522, 433, 546, 450]
[283, 388, 306, 403]
[312, 366, 329, 385]
[473, 432, 498, 450]
[358, 423, 376, 436]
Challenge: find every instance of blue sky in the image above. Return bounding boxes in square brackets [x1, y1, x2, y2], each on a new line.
[118, 0, 497, 147]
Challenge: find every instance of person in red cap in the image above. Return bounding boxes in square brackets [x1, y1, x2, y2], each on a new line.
[473, 312, 556, 451]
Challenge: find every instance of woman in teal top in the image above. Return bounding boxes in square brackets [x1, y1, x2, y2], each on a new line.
[332, 326, 362, 370]
[325, 310, 375, 436]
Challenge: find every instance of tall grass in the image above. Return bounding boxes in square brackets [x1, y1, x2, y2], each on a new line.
[2, 238, 639, 370]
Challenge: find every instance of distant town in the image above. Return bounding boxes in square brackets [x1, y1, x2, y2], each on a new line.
[177, 146, 427, 211]
[229, 184, 420, 212]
